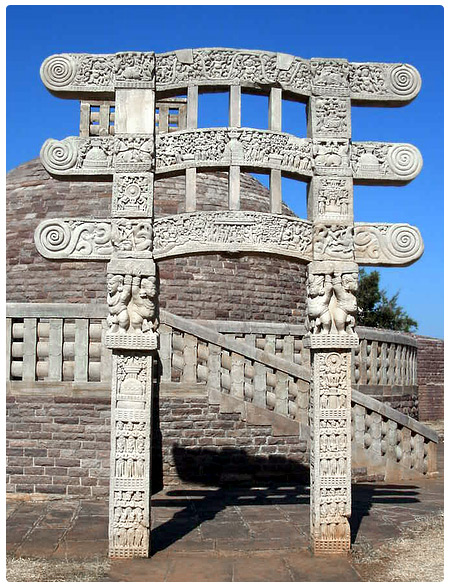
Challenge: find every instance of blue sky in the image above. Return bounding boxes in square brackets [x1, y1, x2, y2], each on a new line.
[6, 5, 444, 337]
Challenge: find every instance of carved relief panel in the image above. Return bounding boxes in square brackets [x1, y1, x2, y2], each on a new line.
[105, 259, 158, 351]
[308, 177, 353, 222]
[306, 261, 359, 348]
[309, 350, 352, 553]
[112, 173, 153, 218]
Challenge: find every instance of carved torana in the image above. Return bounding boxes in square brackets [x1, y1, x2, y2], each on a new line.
[36, 46, 424, 559]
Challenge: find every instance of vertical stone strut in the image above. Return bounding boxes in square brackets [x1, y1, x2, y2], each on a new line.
[106, 53, 158, 558]
[305, 59, 358, 554]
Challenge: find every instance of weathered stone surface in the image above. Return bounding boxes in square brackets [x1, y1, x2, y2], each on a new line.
[41, 50, 421, 104]
[30, 46, 425, 561]
[34, 216, 424, 267]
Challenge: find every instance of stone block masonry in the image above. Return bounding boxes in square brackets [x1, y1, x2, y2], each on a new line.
[6, 391, 309, 497]
[6, 393, 111, 497]
[415, 335, 444, 421]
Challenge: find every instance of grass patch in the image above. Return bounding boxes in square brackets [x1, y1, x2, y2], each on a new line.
[352, 512, 444, 582]
[6, 555, 110, 582]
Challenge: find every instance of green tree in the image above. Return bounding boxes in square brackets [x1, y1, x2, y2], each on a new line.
[356, 269, 418, 332]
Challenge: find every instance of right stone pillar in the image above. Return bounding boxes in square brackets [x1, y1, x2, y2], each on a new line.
[305, 59, 358, 554]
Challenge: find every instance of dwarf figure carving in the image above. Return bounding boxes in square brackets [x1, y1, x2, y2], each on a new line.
[107, 273, 132, 333]
[307, 267, 358, 336]
[331, 271, 358, 334]
[129, 275, 157, 333]
[307, 273, 334, 334]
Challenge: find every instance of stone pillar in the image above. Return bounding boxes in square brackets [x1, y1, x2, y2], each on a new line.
[106, 53, 157, 558]
[305, 59, 358, 554]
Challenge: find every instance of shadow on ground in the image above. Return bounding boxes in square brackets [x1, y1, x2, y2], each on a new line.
[148, 445, 420, 555]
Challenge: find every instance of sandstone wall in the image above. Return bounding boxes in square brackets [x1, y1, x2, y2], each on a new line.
[6, 391, 308, 497]
[414, 335, 444, 421]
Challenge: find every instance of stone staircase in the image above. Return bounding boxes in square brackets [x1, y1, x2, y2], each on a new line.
[160, 311, 439, 482]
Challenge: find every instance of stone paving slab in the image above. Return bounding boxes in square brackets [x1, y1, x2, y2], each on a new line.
[6, 444, 443, 581]
[106, 550, 361, 582]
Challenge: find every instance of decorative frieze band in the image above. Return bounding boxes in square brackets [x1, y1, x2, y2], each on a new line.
[34, 216, 424, 267]
[156, 128, 312, 177]
[41, 50, 421, 103]
[41, 133, 422, 184]
[152, 211, 312, 259]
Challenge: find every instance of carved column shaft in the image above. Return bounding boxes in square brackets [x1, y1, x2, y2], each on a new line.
[109, 351, 153, 557]
[106, 53, 158, 558]
[306, 58, 357, 555]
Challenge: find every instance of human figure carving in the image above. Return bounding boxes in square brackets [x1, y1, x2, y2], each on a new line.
[107, 273, 132, 333]
[129, 276, 157, 333]
[307, 273, 333, 334]
[331, 271, 358, 334]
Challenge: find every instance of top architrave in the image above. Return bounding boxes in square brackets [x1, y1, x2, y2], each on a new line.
[40, 49, 421, 104]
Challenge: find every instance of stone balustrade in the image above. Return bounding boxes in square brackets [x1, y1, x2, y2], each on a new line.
[7, 304, 417, 405]
[6, 302, 438, 482]
[351, 390, 437, 479]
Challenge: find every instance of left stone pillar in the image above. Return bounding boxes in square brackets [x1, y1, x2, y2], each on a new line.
[106, 53, 157, 558]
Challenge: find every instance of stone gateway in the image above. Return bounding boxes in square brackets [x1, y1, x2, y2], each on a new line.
[34, 48, 424, 557]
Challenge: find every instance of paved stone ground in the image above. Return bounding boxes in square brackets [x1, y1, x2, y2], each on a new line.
[6, 444, 443, 582]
